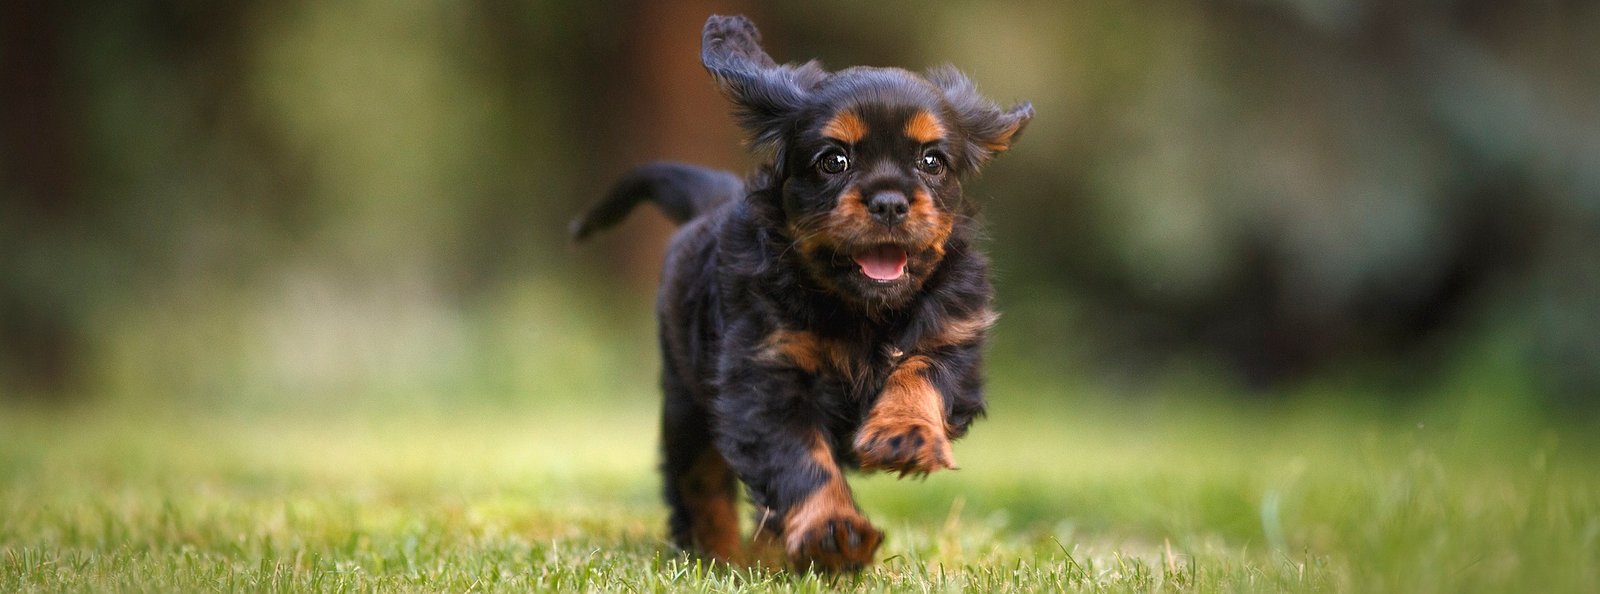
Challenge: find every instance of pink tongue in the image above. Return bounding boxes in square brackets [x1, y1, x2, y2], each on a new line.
[853, 246, 908, 281]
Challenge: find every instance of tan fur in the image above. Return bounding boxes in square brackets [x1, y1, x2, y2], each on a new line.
[678, 449, 740, 560]
[854, 356, 958, 474]
[983, 118, 1026, 152]
[821, 110, 868, 144]
[903, 110, 948, 144]
[917, 309, 999, 350]
[781, 431, 882, 569]
[757, 329, 856, 377]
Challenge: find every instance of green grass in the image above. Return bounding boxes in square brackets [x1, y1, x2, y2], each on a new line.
[1, 396, 1596, 592]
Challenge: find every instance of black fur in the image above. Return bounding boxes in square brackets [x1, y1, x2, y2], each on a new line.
[573, 14, 1030, 571]
[569, 162, 742, 241]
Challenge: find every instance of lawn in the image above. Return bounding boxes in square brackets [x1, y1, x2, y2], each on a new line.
[1, 392, 1595, 592]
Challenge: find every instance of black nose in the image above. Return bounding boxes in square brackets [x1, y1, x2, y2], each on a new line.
[866, 191, 909, 227]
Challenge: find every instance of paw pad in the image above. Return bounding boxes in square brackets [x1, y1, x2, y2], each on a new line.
[788, 512, 882, 572]
[854, 419, 957, 477]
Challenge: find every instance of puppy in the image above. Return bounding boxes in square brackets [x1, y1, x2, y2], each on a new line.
[572, 15, 1030, 572]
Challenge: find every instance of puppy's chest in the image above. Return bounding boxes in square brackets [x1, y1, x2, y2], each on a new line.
[758, 327, 908, 397]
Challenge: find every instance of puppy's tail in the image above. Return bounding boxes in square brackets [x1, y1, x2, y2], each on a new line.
[570, 162, 744, 242]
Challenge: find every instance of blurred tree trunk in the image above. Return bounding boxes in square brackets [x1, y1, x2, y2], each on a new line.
[594, 0, 751, 289]
[0, 0, 84, 399]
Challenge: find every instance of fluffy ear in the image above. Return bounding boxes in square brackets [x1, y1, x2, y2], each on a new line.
[926, 65, 1033, 170]
[702, 15, 823, 153]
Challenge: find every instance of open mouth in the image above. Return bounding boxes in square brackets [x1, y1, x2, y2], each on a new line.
[852, 244, 909, 282]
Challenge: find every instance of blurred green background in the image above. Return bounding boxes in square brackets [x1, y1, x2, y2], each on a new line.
[2, 0, 1597, 417]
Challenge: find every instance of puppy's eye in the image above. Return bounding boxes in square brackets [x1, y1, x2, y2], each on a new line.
[917, 153, 947, 176]
[818, 151, 850, 175]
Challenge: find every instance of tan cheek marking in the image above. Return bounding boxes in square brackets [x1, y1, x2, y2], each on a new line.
[821, 110, 868, 144]
[827, 189, 871, 239]
[790, 187, 876, 258]
[830, 187, 868, 223]
[908, 188, 943, 224]
[908, 188, 954, 259]
[904, 110, 948, 144]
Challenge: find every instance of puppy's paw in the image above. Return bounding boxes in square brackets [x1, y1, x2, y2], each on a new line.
[854, 417, 957, 477]
[786, 511, 882, 572]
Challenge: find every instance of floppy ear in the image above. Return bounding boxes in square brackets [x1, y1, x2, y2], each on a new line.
[702, 15, 823, 153]
[926, 65, 1033, 170]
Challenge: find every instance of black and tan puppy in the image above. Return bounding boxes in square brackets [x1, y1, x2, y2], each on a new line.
[572, 15, 1030, 572]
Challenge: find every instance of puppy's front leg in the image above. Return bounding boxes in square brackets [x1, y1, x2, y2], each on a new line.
[712, 367, 882, 571]
[781, 429, 883, 571]
[854, 355, 959, 476]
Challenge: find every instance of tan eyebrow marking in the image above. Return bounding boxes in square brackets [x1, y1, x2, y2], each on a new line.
[903, 110, 947, 144]
[821, 110, 868, 144]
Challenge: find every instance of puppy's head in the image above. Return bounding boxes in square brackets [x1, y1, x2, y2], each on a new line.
[703, 15, 1031, 311]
